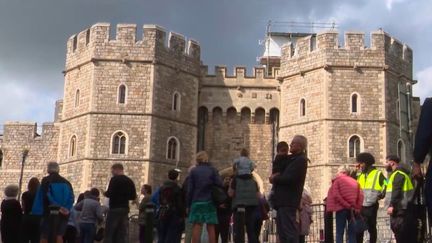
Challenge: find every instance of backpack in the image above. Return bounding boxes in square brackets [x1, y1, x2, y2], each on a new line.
[158, 184, 178, 220]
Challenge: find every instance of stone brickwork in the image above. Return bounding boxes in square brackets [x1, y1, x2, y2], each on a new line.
[0, 24, 419, 207]
[0, 122, 59, 196]
[278, 30, 415, 201]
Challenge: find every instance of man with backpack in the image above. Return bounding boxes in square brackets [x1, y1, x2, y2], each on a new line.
[157, 169, 185, 243]
[32, 162, 75, 243]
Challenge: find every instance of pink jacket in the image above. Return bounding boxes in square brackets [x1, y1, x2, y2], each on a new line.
[326, 174, 363, 212]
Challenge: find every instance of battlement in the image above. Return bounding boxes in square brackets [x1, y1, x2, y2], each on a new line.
[66, 23, 201, 69]
[2, 122, 57, 141]
[201, 65, 280, 79]
[282, 30, 412, 63]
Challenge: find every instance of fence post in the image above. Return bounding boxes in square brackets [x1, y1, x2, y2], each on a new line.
[145, 204, 155, 242]
[48, 206, 60, 243]
[234, 206, 246, 243]
[324, 204, 334, 243]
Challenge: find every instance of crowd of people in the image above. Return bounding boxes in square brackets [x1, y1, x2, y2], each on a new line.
[0, 131, 425, 243]
[326, 153, 421, 243]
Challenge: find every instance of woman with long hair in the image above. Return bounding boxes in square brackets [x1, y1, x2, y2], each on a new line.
[21, 177, 41, 243]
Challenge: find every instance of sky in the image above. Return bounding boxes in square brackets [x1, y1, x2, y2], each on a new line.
[0, 0, 431, 126]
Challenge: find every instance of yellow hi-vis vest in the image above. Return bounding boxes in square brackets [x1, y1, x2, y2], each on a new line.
[384, 170, 414, 209]
[357, 169, 384, 206]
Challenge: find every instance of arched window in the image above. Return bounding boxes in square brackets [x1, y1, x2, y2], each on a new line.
[118, 84, 127, 104]
[172, 92, 181, 111]
[0, 149, 3, 168]
[348, 135, 362, 158]
[167, 137, 180, 160]
[227, 107, 237, 124]
[397, 140, 406, 162]
[112, 131, 127, 154]
[212, 107, 223, 124]
[69, 135, 77, 157]
[241, 107, 251, 124]
[197, 107, 209, 151]
[75, 89, 80, 107]
[351, 93, 360, 113]
[300, 99, 306, 117]
[255, 108, 265, 124]
[269, 108, 280, 125]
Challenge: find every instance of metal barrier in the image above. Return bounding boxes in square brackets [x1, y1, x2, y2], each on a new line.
[125, 204, 407, 243]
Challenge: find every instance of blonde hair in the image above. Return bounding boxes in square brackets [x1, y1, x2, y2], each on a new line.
[337, 166, 350, 175]
[196, 151, 209, 164]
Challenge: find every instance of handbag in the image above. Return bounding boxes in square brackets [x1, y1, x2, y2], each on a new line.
[351, 185, 368, 233]
[351, 210, 368, 233]
[95, 226, 105, 241]
[212, 185, 228, 205]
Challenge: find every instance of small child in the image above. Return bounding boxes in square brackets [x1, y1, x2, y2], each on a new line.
[138, 184, 153, 243]
[233, 148, 255, 179]
[75, 188, 106, 243]
[269, 142, 292, 207]
[1, 184, 23, 243]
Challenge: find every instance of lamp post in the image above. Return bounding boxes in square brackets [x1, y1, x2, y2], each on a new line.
[18, 149, 29, 201]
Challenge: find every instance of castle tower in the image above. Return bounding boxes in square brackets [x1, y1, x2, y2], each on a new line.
[278, 30, 416, 200]
[60, 23, 201, 192]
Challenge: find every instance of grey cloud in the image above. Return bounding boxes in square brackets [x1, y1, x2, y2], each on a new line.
[0, 0, 431, 124]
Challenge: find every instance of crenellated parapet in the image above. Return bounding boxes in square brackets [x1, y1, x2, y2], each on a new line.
[1, 122, 59, 142]
[65, 23, 201, 74]
[279, 30, 413, 80]
[201, 65, 280, 87]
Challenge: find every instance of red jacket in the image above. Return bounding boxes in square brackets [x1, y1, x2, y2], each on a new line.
[326, 174, 363, 212]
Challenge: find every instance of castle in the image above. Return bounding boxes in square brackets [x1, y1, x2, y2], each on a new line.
[0, 23, 420, 201]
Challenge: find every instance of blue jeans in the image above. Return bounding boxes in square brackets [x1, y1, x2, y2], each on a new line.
[80, 223, 96, 243]
[336, 209, 356, 243]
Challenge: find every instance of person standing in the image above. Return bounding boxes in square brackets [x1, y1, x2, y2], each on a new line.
[187, 151, 223, 243]
[384, 155, 416, 242]
[270, 135, 308, 243]
[326, 166, 363, 243]
[412, 98, 432, 211]
[157, 169, 185, 243]
[216, 176, 232, 243]
[32, 162, 75, 243]
[21, 177, 41, 243]
[233, 148, 255, 178]
[1, 185, 23, 243]
[229, 172, 260, 243]
[299, 187, 313, 243]
[355, 153, 386, 243]
[75, 188, 106, 243]
[104, 163, 137, 243]
[138, 184, 153, 243]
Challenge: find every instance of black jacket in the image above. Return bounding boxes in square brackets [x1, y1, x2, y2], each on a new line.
[105, 175, 137, 209]
[272, 152, 308, 208]
[414, 98, 432, 163]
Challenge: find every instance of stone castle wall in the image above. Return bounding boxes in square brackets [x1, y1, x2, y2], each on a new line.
[0, 25, 419, 206]
[278, 30, 414, 201]
[0, 122, 59, 197]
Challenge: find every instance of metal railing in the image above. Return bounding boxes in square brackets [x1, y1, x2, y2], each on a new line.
[126, 204, 426, 243]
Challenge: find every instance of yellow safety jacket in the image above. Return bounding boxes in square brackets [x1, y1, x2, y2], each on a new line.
[357, 169, 385, 206]
[385, 170, 414, 209]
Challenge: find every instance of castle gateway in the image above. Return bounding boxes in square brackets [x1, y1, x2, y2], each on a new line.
[0, 23, 420, 201]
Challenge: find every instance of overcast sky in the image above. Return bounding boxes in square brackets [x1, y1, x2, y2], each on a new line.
[0, 0, 431, 126]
